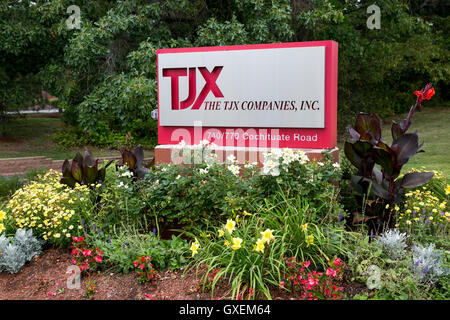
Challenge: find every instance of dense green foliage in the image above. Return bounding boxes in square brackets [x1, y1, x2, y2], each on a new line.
[1, 0, 448, 142]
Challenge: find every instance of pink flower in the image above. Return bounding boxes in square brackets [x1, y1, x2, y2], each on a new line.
[326, 268, 337, 277]
[47, 291, 56, 296]
[134, 261, 139, 267]
[303, 260, 310, 268]
[280, 281, 285, 288]
[94, 255, 102, 263]
[144, 293, 153, 300]
[82, 249, 92, 257]
[71, 259, 77, 264]
[333, 258, 342, 266]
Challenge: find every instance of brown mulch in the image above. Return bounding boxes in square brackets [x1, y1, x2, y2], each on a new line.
[0, 248, 367, 300]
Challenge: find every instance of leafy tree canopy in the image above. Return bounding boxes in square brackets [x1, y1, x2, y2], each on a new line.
[1, 0, 448, 142]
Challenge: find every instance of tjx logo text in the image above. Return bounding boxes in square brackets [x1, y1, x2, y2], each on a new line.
[163, 66, 224, 110]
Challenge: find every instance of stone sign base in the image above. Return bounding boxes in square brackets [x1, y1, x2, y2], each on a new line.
[154, 145, 339, 166]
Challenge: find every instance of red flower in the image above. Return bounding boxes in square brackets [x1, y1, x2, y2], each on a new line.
[94, 255, 102, 263]
[134, 261, 139, 268]
[414, 90, 424, 102]
[424, 87, 435, 100]
[333, 258, 342, 266]
[82, 249, 92, 257]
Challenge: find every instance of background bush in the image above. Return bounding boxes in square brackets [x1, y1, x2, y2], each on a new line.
[1, 0, 448, 140]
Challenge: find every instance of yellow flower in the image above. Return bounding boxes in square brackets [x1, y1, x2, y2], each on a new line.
[254, 238, 265, 253]
[394, 205, 400, 211]
[224, 240, 230, 247]
[260, 229, 275, 243]
[225, 219, 236, 234]
[190, 239, 200, 257]
[0, 210, 6, 220]
[0, 223, 4, 234]
[243, 211, 252, 216]
[406, 220, 411, 225]
[301, 223, 308, 232]
[306, 234, 314, 247]
[231, 237, 243, 250]
[446, 185, 450, 195]
[218, 229, 224, 237]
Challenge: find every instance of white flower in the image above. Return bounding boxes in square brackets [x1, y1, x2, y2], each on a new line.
[317, 162, 324, 167]
[333, 162, 341, 169]
[227, 154, 237, 163]
[121, 171, 133, 178]
[117, 181, 129, 189]
[176, 175, 181, 180]
[199, 168, 209, 175]
[227, 164, 240, 176]
[244, 162, 258, 169]
[262, 159, 280, 176]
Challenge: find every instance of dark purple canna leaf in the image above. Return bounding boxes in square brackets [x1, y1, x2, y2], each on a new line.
[83, 149, 95, 167]
[372, 167, 383, 184]
[83, 160, 99, 185]
[344, 141, 362, 169]
[62, 159, 71, 177]
[122, 150, 137, 169]
[391, 121, 403, 141]
[73, 152, 84, 168]
[60, 176, 76, 188]
[348, 127, 360, 141]
[373, 147, 396, 178]
[392, 133, 420, 166]
[400, 171, 434, 188]
[132, 145, 145, 167]
[355, 113, 382, 141]
[71, 160, 83, 183]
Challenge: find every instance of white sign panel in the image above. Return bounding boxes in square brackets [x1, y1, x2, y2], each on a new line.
[158, 46, 325, 128]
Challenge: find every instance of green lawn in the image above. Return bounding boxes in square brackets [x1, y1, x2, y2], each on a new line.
[0, 117, 153, 160]
[380, 107, 450, 177]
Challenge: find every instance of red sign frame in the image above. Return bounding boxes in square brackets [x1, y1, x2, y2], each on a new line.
[156, 40, 338, 149]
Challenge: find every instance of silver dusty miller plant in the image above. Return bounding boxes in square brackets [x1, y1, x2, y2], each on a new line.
[411, 243, 449, 283]
[0, 229, 43, 274]
[375, 229, 408, 260]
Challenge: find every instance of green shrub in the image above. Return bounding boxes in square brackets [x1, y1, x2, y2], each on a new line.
[86, 228, 189, 273]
